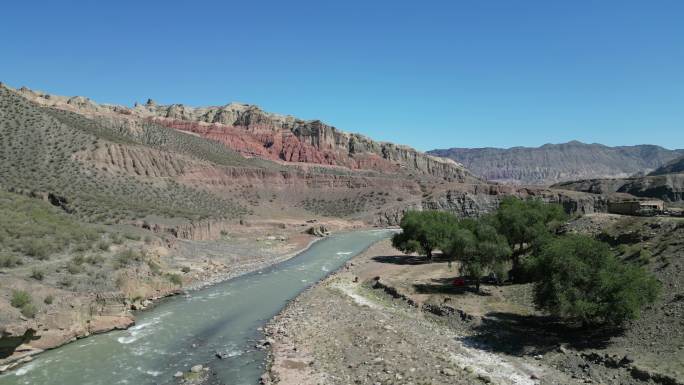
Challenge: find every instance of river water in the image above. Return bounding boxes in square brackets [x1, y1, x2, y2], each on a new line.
[0, 230, 392, 385]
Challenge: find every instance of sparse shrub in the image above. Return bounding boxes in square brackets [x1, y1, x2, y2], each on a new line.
[85, 254, 104, 266]
[20, 303, 37, 318]
[166, 273, 182, 286]
[143, 235, 153, 244]
[73, 242, 90, 252]
[11, 290, 31, 308]
[616, 244, 630, 255]
[71, 254, 85, 265]
[9, 288, 38, 318]
[44, 295, 54, 305]
[20, 239, 51, 260]
[66, 261, 83, 274]
[124, 233, 141, 241]
[181, 266, 191, 273]
[97, 240, 111, 251]
[58, 276, 73, 288]
[30, 268, 44, 280]
[111, 233, 124, 245]
[637, 249, 653, 265]
[0, 254, 21, 268]
[147, 259, 162, 275]
[114, 248, 142, 268]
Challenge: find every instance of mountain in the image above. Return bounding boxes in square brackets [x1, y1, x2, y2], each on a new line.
[0, 83, 611, 230]
[0, 83, 484, 227]
[12, 86, 470, 182]
[649, 154, 684, 175]
[428, 141, 684, 185]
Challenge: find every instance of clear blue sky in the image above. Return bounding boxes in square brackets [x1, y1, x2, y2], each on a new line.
[2, 1, 682, 150]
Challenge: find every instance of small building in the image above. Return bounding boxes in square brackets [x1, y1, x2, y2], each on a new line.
[607, 200, 664, 216]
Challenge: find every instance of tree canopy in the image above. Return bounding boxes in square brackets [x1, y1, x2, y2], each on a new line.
[528, 234, 661, 325]
[492, 197, 567, 273]
[391, 211, 459, 259]
[391, 198, 660, 326]
[443, 220, 511, 291]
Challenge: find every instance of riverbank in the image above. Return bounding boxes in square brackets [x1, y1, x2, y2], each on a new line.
[0, 220, 359, 374]
[262, 216, 684, 385]
[1, 229, 392, 385]
[262, 237, 664, 385]
[261, 239, 570, 385]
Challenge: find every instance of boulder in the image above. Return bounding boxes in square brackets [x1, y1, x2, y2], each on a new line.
[306, 225, 330, 237]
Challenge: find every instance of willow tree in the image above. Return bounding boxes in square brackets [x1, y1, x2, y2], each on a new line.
[392, 210, 459, 260]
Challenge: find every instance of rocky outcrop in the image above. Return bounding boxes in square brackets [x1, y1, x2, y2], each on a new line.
[424, 186, 607, 215]
[305, 224, 330, 237]
[147, 115, 472, 181]
[619, 173, 684, 202]
[0, 326, 36, 360]
[374, 184, 609, 226]
[0, 292, 134, 371]
[554, 173, 684, 202]
[429, 141, 684, 185]
[139, 218, 234, 241]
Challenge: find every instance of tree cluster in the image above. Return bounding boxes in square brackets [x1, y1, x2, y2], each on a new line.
[391, 197, 660, 325]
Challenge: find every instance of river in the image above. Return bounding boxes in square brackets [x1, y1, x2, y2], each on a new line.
[0, 230, 392, 385]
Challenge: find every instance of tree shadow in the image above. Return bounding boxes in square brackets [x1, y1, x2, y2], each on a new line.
[413, 276, 492, 296]
[372, 253, 450, 265]
[462, 311, 624, 356]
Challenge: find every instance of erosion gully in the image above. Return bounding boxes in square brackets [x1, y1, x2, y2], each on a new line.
[1, 230, 393, 385]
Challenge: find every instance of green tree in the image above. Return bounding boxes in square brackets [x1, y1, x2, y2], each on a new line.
[444, 227, 476, 268]
[392, 211, 459, 260]
[529, 235, 660, 325]
[444, 221, 511, 292]
[494, 197, 567, 274]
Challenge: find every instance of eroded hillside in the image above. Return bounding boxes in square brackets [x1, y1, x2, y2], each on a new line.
[1, 84, 612, 230]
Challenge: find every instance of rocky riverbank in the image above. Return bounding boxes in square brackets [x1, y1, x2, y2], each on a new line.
[260, 241, 570, 385]
[261, 229, 684, 385]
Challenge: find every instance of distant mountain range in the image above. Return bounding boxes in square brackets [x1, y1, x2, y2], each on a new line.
[428, 141, 684, 185]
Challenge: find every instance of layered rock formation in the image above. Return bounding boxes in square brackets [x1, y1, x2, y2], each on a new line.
[374, 184, 608, 226]
[11, 86, 472, 182]
[552, 154, 684, 203]
[554, 173, 684, 202]
[429, 141, 684, 185]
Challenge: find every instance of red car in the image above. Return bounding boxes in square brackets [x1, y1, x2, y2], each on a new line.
[452, 278, 466, 286]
